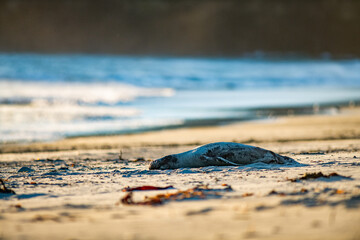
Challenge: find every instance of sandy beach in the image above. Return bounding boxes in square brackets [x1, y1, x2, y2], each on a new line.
[1, 106, 360, 240]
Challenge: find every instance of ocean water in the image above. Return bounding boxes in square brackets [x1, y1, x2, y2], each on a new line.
[1, 53, 360, 143]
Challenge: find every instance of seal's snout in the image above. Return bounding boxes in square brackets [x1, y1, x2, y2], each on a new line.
[149, 155, 178, 170]
[149, 159, 160, 170]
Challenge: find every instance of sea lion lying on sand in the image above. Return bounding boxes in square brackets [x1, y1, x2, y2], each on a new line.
[149, 142, 296, 170]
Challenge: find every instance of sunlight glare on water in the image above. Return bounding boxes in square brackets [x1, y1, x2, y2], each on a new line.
[0, 54, 360, 143]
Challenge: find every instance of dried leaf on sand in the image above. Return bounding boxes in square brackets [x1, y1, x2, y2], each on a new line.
[287, 172, 351, 182]
[122, 185, 174, 192]
[268, 188, 308, 196]
[0, 178, 16, 194]
[120, 185, 232, 206]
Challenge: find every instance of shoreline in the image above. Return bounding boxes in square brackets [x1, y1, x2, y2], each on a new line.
[1, 103, 359, 154]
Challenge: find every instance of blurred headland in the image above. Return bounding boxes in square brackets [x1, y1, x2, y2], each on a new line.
[0, 0, 360, 57]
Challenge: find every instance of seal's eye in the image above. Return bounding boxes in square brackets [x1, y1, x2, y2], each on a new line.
[162, 155, 176, 162]
[162, 155, 178, 166]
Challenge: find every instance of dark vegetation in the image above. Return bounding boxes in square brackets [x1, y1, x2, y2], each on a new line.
[0, 0, 360, 57]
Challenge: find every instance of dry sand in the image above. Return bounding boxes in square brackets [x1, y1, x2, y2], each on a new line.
[0, 107, 360, 240]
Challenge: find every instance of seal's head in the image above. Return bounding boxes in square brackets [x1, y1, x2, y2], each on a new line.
[149, 155, 179, 170]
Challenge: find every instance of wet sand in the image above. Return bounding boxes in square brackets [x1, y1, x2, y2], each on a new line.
[0, 106, 359, 240]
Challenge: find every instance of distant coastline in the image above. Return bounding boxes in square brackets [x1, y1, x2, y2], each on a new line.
[1, 100, 359, 147]
[56, 100, 360, 138]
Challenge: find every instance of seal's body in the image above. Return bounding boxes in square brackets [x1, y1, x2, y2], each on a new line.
[149, 142, 296, 170]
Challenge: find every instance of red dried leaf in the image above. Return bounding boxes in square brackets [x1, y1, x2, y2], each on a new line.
[242, 192, 254, 197]
[119, 185, 231, 206]
[122, 185, 174, 192]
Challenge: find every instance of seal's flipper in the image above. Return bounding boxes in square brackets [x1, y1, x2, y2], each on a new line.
[216, 157, 241, 166]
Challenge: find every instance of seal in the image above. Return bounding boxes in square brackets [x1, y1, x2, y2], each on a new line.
[149, 142, 296, 170]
